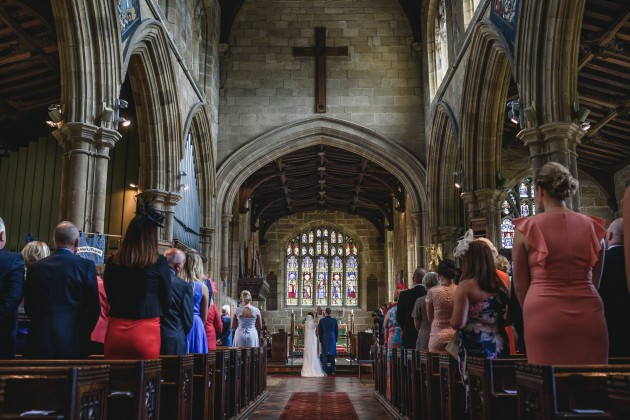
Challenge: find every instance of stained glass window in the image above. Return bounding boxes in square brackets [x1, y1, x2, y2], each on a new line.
[285, 226, 359, 307]
[286, 256, 299, 305]
[501, 176, 535, 249]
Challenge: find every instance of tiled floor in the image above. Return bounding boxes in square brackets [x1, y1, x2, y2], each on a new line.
[247, 375, 392, 419]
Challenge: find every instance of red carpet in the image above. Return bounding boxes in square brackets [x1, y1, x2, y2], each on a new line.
[279, 392, 359, 419]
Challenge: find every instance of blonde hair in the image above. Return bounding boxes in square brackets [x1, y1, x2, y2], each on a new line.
[535, 162, 578, 200]
[182, 251, 205, 283]
[22, 241, 50, 268]
[221, 305, 230, 315]
[241, 289, 253, 304]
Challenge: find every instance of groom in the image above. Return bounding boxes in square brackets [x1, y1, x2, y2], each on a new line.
[318, 307, 338, 374]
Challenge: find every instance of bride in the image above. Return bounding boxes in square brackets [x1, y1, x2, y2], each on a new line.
[301, 312, 326, 377]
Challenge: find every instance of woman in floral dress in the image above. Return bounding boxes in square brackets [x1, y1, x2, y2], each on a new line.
[383, 299, 402, 401]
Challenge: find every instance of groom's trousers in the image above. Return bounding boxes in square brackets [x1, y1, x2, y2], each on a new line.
[323, 354, 336, 373]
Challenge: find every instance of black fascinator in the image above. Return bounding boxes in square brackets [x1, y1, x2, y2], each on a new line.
[136, 201, 165, 228]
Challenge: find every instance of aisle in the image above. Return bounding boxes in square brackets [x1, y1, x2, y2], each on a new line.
[247, 375, 391, 419]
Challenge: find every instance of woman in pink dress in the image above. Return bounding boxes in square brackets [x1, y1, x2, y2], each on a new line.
[512, 162, 607, 365]
[426, 259, 458, 352]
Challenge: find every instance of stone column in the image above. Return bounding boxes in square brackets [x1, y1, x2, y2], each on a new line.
[135, 189, 182, 242]
[460, 189, 502, 245]
[54, 122, 121, 232]
[221, 213, 233, 296]
[517, 121, 584, 210]
[199, 226, 214, 271]
[411, 212, 423, 269]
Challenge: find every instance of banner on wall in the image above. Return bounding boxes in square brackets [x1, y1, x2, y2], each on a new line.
[76, 232, 106, 266]
[490, 0, 520, 50]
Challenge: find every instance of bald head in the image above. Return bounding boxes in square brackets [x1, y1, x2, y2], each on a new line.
[607, 218, 624, 247]
[53, 221, 80, 251]
[164, 248, 186, 275]
[412, 267, 427, 285]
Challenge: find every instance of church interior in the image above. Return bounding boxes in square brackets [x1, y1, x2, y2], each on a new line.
[1, 0, 630, 418]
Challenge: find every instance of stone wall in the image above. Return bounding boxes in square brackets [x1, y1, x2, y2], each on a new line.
[259, 210, 386, 312]
[614, 164, 630, 216]
[579, 173, 615, 223]
[218, 0, 425, 165]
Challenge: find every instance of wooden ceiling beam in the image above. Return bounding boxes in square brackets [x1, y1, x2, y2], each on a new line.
[578, 5, 630, 71]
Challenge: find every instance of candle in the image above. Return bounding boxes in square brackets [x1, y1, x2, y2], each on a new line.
[351, 309, 354, 315]
[291, 309, 294, 314]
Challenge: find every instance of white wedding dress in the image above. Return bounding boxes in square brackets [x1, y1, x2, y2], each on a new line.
[301, 315, 326, 377]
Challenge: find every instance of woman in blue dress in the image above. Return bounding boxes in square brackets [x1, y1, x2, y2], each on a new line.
[182, 251, 209, 353]
[233, 290, 262, 347]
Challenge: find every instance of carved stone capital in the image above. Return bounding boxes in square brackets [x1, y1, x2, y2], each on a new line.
[136, 189, 182, 211]
[53, 122, 121, 154]
[200, 226, 215, 238]
[222, 213, 233, 225]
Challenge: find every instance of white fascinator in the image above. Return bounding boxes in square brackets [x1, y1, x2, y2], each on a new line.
[453, 229, 475, 258]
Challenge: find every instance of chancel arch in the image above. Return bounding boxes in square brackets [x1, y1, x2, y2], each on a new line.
[458, 20, 515, 245]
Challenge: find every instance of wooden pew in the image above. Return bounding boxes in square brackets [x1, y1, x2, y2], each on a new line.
[0, 365, 109, 420]
[396, 348, 408, 416]
[390, 348, 399, 408]
[159, 354, 194, 420]
[408, 350, 422, 420]
[467, 356, 526, 420]
[193, 353, 216, 420]
[212, 349, 230, 420]
[439, 352, 465, 420]
[0, 359, 161, 420]
[250, 348, 259, 402]
[608, 374, 630, 420]
[516, 363, 630, 419]
[240, 348, 251, 410]
[419, 350, 442, 420]
[228, 349, 241, 418]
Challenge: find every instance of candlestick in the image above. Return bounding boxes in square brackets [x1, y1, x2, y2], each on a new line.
[351, 309, 354, 315]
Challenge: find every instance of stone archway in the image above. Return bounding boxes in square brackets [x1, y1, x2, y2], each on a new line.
[213, 117, 428, 291]
[427, 100, 462, 259]
[458, 21, 515, 245]
[121, 21, 184, 240]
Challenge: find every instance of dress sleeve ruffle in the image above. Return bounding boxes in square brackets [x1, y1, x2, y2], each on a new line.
[587, 216, 607, 266]
[513, 217, 549, 268]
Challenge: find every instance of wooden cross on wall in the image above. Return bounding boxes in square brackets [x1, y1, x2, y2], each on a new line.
[293, 27, 348, 113]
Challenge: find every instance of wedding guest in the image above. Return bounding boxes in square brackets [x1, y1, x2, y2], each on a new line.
[599, 218, 630, 357]
[181, 251, 209, 353]
[90, 264, 109, 354]
[384, 296, 401, 401]
[161, 248, 194, 355]
[104, 212, 171, 359]
[233, 290, 262, 347]
[394, 270, 408, 292]
[204, 297, 222, 351]
[396, 266, 427, 349]
[17, 241, 49, 354]
[0, 218, 25, 359]
[412, 271, 439, 350]
[24, 221, 99, 358]
[217, 305, 232, 347]
[625, 187, 630, 293]
[512, 162, 607, 364]
[426, 260, 457, 352]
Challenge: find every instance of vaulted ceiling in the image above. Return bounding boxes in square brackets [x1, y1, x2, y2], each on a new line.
[239, 145, 405, 242]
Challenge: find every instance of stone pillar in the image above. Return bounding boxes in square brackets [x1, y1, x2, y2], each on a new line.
[411, 212, 423, 269]
[54, 122, 121, 232]
[221, 213, 233, 295]
[199, 226, 214, 271]
[460, 189, 502, 246]
[135, 189, 182, 242]
[517, 121, 584, 210]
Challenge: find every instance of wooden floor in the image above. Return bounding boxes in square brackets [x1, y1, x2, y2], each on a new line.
[247, 375, 392, 419]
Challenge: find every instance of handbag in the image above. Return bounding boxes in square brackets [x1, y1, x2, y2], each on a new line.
[445, 331, 461, 361]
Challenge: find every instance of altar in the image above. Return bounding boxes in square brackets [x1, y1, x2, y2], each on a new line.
[294, 322, 350, 354]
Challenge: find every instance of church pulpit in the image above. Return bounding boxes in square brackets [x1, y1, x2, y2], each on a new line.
[419, 350, 442, 420]
[213, 349, 230, 420]
[516, 363, 630, 419]
[467, 356, 525, 420]
[608, 375, 630, 420]
[438, 352, 465, 420]
[271, 330, 289, 363]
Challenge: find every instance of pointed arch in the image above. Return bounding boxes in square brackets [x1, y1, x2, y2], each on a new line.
[460, 21, 515, 193]
[122, 21, 183, 192]
[427, 100, 462, 232]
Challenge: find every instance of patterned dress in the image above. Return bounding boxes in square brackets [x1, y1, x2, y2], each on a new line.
[385, 305, 402, 401]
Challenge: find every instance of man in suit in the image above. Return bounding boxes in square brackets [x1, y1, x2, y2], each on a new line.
[599, 218, 630, 357]
[318, 307, 338, 374]
[24, 221, 99, 358]
[162, 248, 194, 355]
[0, 217, 25, 359]
[396, 267, 427, 349]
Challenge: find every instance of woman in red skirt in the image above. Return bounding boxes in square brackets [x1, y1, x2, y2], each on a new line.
[103, 206, 171, 359]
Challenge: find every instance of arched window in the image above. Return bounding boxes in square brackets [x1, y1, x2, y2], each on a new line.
[462, 0, 482, 29]
[501, 176, 536, 249]
[286, 226, 359, 307]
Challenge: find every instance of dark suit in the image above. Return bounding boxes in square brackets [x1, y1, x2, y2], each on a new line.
[0, 249, 25, 358]
[24, 248, 99, 358]
[160, 272, 194, 355]
[396, 284, 427, 349]
[599, 246, 630, 357]
[318, 315, 338, 374]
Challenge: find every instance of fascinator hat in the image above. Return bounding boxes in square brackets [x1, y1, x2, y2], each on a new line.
[453, 229, 475, 258]
[136, 201, 165, 228]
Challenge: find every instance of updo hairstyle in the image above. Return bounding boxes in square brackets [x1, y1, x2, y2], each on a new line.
[241, 289, 253, 304]
[535, 162, 578, 200]
[437, 259, 459, 280]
